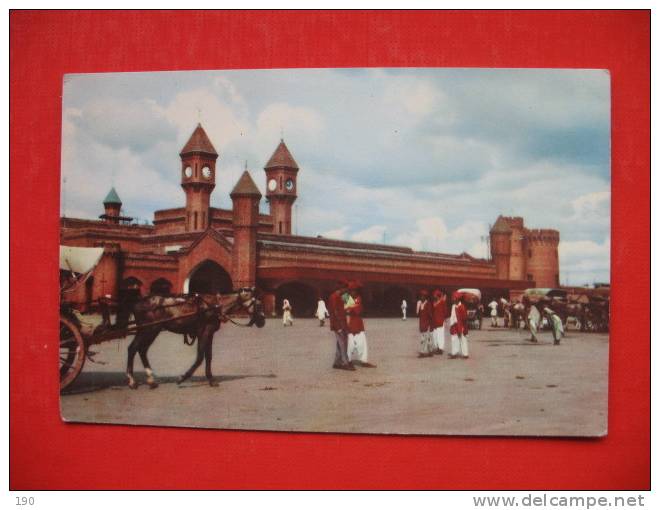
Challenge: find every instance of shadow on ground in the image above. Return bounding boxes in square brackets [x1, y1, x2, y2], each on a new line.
[62, 371, 277, 395]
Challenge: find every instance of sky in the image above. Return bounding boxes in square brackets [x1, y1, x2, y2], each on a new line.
[61, 68, 611, 286]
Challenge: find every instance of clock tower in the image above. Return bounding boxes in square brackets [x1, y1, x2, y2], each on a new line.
[180, 124, 218, 232]
[264, 139, 298, 235]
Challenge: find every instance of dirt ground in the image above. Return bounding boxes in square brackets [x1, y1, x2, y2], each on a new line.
[60, 317, 609, 437]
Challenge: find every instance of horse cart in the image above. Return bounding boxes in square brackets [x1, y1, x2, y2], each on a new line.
[60, 245, 264, 392]
[455, 288, 483, 330]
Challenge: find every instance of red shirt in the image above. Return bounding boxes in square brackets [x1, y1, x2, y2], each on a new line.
[328, 290, 348, 332]
[418, 300, 432, 332]
[346, 295, 365, 334]
[431, 297, 448, 329]
[456, 302, 469, 335]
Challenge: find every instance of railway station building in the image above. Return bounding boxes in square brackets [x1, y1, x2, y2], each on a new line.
[61, 124, 560, 317]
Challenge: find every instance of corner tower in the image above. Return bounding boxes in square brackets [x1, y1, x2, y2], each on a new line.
[264, 139, 298, 235]
[489, 216, 512, 280]
[526, 229, 560, 287]
[180, 124, 218, 232]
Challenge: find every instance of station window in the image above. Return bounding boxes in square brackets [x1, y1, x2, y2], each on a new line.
[527, 273, 533, 281]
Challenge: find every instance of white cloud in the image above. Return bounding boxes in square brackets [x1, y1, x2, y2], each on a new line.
[570, 191, 610, 222]
[351, 225, 387, 243]
[254, 102, 324, 153]
[321, 226, 349, 240]
[559, 237, 610, 285]
[164, 87, 251, 153]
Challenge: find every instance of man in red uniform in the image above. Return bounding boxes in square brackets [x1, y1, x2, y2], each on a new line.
[327, 280, 354, 370]
[345, 280, 377, 368]
[449, 292, 470, 359]
[431, 289, 449, 355]
[417, 290, 434, 357]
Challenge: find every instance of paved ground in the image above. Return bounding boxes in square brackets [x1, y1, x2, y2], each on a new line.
[60, 317, 609, 437]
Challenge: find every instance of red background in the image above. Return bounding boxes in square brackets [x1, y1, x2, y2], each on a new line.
[10, 10, 650, 489]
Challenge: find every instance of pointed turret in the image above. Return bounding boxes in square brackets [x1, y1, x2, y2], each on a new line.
[100, 187, 132, 224]
[103, 187, 122, 205]
[265, 139, 299, 169]
[179, 123, 218, 156]
[264, 139, 299, 235]
[230, 170, 262, 198]
[180, 124, 218, 232]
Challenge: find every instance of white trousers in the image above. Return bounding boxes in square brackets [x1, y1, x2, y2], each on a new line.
[419, 331, 433, 354]
[402, 309, 407, 320]
[282, 310, 293, 325]
[432, 326, 445, 351]
[348, 331, 369, 363]
[451, 334, 469, 357]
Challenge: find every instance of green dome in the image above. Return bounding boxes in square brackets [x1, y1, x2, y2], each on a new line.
[103, 187, 122, 205]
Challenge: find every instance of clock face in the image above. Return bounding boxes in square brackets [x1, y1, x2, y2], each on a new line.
[202, 166, 212, 179]
[285, 178, 294, 191]
[184, 166, 193, 178]
[267, 179, 277, 192]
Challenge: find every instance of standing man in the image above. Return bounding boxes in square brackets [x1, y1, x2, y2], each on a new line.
[417, 290, 434, 358]
[543, 305, 564, 345]
[501, 298, 511, 328]
[450, 293, 470, 359]
[431, 289, 448, 355]
[488, 298, 499, 327]
[282, 298, 293, 327]
[401, 298, 408, 320]
[327, 280, 354, 370]
[345, 281, 377, 368]
[524, 296, 541, 343]
[316, 297, 329, 327]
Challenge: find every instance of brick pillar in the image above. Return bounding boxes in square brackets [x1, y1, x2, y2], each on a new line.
[262, 292, 276, 317]
[230, 171, 262, 289]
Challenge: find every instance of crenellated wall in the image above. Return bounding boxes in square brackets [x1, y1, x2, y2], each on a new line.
[526, 228, 560, 287]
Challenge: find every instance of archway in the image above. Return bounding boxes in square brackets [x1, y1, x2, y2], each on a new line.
[276, 281, 317, 318]
[185, 260, 233, 294]
[150, 278, 173, 296]
[383, 285, 412, 317]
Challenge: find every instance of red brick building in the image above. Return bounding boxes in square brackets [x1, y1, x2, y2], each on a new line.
[61, 124, 560, 316]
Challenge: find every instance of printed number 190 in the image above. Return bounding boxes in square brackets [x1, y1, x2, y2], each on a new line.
[16, 497, 34, 506]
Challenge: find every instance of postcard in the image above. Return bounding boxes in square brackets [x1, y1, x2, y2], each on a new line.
[59, 68, 610, 436]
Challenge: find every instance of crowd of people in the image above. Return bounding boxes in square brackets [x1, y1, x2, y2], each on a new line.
[281, 281, 477, 371]
[279, 280, 583, 371]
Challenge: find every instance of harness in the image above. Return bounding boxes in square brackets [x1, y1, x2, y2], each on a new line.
[182, 293, 257, 345]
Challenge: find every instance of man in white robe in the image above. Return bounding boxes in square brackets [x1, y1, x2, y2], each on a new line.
[315, 298, 328, 327]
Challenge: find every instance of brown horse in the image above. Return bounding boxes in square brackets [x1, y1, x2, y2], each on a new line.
[126, 288, 265, 389]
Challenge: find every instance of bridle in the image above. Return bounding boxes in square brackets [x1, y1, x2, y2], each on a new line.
[219, 288, 264, 327]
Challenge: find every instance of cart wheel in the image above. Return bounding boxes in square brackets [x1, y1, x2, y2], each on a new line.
[60, 316, 85, 391]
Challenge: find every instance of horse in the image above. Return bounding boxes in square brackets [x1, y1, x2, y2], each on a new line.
[125, 287, 265, 389]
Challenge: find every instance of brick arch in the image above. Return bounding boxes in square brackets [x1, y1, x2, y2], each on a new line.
[275, 280, 319, 317]
[177, 231, 234, 293]
[183, 259, 233, 294]
[150, 277, 173, 296]
[120, 275, 144, 290]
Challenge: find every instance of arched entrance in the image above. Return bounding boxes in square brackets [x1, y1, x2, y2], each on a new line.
[276, 281, 317, 318]
[185, 260, 233, 294]
[150, 278, 173, 296]
[383, 285, 412, 317]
